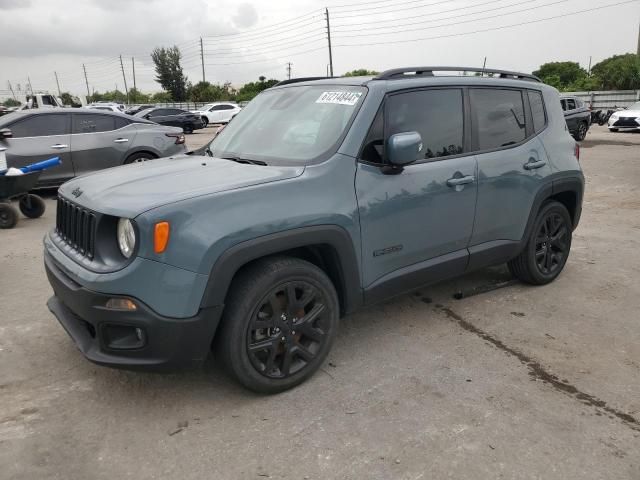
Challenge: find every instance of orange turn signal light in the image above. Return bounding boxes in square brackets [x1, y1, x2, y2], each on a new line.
[154, 222, 170, 254]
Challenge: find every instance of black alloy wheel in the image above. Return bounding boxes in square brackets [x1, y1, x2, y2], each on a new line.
[534, 211, 568, 276]
[247, 281, 329, 379]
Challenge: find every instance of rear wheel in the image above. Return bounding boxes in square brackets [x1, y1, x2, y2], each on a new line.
[216, 257, 339, 393]
[573, 121, 588, 141]
[19, 194, 46, 218]
[0, 203, 18, 229]
[508, 201, 572, 285]
[124, 152, 155, 164]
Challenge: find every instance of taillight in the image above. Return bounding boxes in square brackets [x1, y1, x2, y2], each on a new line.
[574, 143, 580, 161]
[165, 133, 185, 145]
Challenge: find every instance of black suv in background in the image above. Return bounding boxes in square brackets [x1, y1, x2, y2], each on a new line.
[135, 107, 205, 134]
[560, 96, 591, 141]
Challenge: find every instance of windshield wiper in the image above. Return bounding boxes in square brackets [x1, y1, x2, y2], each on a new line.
[221, 156, 267, 166]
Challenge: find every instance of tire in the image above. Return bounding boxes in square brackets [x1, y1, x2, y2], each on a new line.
[508, 201, 572, 285]
[201, 117, 209, 128]
[183, 124, 194, 134]
[573, 121, 588, 141]
[18, 194, 46, 219]
[124, 152, 155, 164]
[0, 203, 19, 229]
[609, 128, 619, 132]
[215, 256, 340, 394]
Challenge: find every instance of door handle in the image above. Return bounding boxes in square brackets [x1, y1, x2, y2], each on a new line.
[524, 159, 546, 170]
[446, 175, 475, 187]
[114, 138, 129, 143]
[50, 144, 68, 149]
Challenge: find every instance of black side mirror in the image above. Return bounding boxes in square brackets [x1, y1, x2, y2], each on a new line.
[0, 128, 12, 139]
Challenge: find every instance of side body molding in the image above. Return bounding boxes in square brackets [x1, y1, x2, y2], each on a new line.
[200, 225, 363, 314]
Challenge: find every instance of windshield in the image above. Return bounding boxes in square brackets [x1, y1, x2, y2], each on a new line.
[208, 85, 366, 165]
[134, 108, 154, 117]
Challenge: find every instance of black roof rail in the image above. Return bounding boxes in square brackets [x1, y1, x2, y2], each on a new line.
[374, 67, 541, 83]
[273, 77, 333, 87]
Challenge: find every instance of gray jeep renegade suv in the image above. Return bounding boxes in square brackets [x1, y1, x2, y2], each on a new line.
[45, 67, 584, 393]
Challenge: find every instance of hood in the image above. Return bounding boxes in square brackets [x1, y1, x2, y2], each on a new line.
[58, 155, 305, 217]
[612, 109, 640, 118]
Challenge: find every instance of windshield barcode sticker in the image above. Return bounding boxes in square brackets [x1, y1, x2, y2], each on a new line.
[316, 91, 362, 106]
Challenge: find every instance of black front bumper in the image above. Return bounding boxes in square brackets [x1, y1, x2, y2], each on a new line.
[45, 252, 222, 371]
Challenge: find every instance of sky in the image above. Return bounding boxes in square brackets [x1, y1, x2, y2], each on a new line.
[0, 0, 638, 100]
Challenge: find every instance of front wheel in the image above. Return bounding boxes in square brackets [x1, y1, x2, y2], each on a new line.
[215, 257, 340, 393]
[124, 152, 155, 164]
[19, 194, 46, 218]
[183, 124, 194, 134]
[508, 201, 572, 285]
[201, 117, 209, 127]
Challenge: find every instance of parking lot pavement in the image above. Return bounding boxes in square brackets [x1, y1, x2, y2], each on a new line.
[1, 126, 639, 479]
[186, 124, 219, 151]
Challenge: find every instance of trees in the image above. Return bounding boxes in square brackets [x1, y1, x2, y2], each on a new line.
[128, 87, 151, 104]
[150, 91, 172, 103]
[2, 98, 20, 107]
[533, 62, 587, 90]
[533, 54, 640, 91]
[343, 69, 379, 76]
[187, 81, 236, 102]
[591, 54, 640, 90]
[236, 77, 280, 102]
[151, 46, 188, 101]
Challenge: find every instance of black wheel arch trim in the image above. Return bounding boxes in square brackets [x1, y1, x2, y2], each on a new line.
[199, 225, 363, 315]
[520, 172, 584, 250]
[124, 147, 161, 161]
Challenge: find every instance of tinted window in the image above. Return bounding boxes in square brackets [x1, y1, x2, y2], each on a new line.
[387, 89, 464, 160]
[471, 89, 526, 150]
[560, 100, 567, 111]
[528, 90, 546, 133]
[164, 109, 184, 115]
[149, 109, 166, 116]
[219, 104, 235, 110]
[566, 99, 576, 110]
[115, 117, 130, 129]
[73, 114, 116, 133]
[209, 105, 224, 111]
[9, 114, 69, 138]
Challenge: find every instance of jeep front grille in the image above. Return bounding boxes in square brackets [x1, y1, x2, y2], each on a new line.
[55, 197, 96, 259]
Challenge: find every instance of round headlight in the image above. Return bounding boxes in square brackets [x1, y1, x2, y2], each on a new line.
[117, 218, 136, 259]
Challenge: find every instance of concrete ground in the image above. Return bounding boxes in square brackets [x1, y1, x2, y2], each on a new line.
[1, 125, 639, 479]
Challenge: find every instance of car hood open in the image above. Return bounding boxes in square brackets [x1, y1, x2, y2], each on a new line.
[58, 154, 305, 218]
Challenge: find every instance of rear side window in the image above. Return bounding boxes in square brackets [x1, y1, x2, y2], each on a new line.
[566, 99, 576, 110]
[470, 89, 526, 150]
[115, 117, 130, 129]
[528, 90, 546, 133]
[9, 114, 70, 138]
[387, 89, 464, 160]
[73, 114, 116, 133]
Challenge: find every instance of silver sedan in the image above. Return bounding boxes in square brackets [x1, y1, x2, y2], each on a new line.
[0, 109, 186, 187]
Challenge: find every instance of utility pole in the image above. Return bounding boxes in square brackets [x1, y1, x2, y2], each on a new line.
[286, 62, 292, 80]
[82, 64, 90, 98]
[7, 81, 16, 100]
[200, 37, 206, 83]
[587, 56, 592, 76]
[54, 71, 61, 96]
[481, 57, 487, 75]
[119, 55, 129, 104]
[132, 57, 137, 101]
[27, 76, 34, 94]
[637, 21, 639, 56]
[325, 8, 334, 77]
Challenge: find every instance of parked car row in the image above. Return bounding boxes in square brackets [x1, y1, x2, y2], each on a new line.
[0, 109, 186, 187]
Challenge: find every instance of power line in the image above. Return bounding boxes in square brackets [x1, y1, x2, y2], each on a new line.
[201, 30, 325, 56]
[335, 0, 639, 47]
[333, 0, 455, 18]
[202, 10, 322, 40]
[333, 0, 507, 28]
[205, 45, 327, 66]
[202, 18, 323, 46]
[202, 35, 326, 58]
[333, 0, 567, 37]
[331, 0, 452, 14]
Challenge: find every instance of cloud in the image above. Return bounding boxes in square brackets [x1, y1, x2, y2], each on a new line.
[0, 0, 31, 9]
[232, 2, 258, 29]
